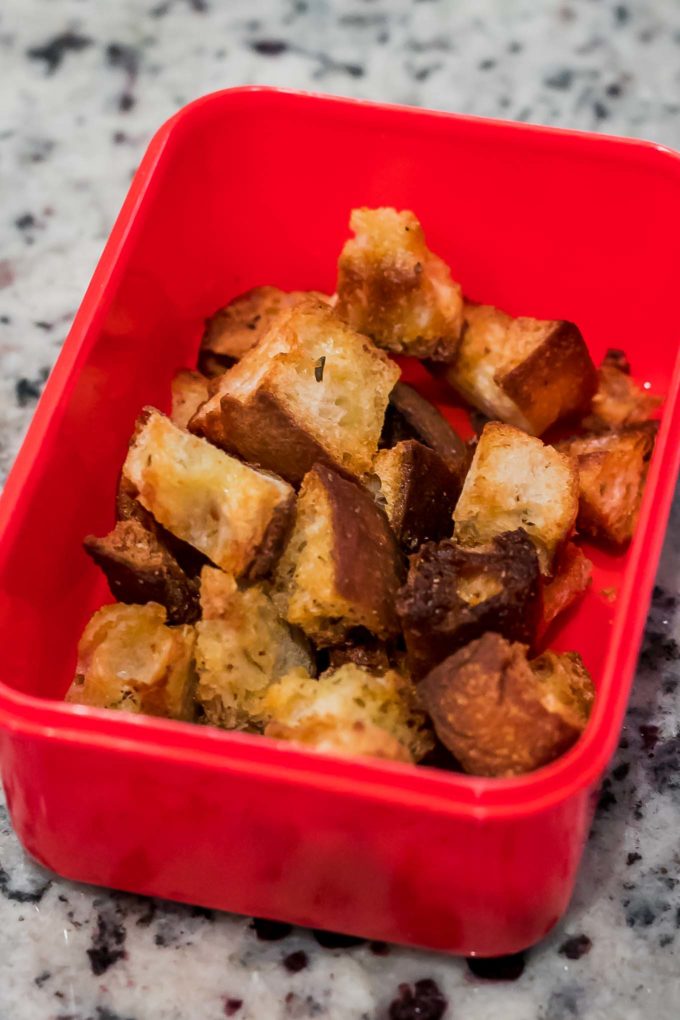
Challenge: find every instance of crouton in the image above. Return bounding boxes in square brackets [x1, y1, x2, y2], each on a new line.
[439, 302, 597, 435]
[582, 349, 661, 430]
[84, 520, 200, 624]
[381, 381, 470, 482]
[190, 298, 400, 484]
[274, 464, 402, 645]
[397, 530, 540, 678]
[66, 602, 196, 721]
[540, 542, 593, 629]
[326, 635, 392, 674]
[336, 208, 464, 361]
[557, 423, 657, 545]
[420, 632, 594, 776]
[263, 663, 434, 763]
[170, 370, 211, 429]
[201, 286, 332, 363]
[195, 567, 313, 730]
[122, 409, 294, 579]
[453, 422, 579, 574]
[372, 439, 461, 553]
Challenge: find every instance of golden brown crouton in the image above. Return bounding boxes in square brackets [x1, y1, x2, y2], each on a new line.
[170, 370, 211, 429]
[195, 567, 313, 730]
[122, 409, 294, 579]
[582, 349, 661, 430]
[439, 302, 597, 435]
[84, 520, 200, 624]
[201, 286, 332, 363]
[336, 207, 463, 361]
[397, 530, 540, 679]
[420, 632, 594, 776]
[191, 298, 400, 484]
[557, 423, 657, 545]
[275, 464, 403, 645]
[66, 602, 196, 721]
[263, 663, 434, 763]
[540, 542, 593, 629]
[381, 381, 470, 482]
[453, 422, 579, 574]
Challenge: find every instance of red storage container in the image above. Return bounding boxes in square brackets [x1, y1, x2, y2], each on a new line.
[1, 88, 679, 957]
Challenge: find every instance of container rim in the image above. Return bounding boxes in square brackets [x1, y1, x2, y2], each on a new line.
[2, 86, 680, 820]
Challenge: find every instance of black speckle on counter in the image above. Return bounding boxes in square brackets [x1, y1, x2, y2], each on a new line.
[388, 979, 447, 1020]
[652, 585, 677, 609]
[639, 724, 660, 753]
[34, 970, 51, 987]
[282, 949, 308, 973]
[0, 865, 51, 904]
[614, 4, 630, 24]
[558, 934, 592, 960]
[106, 42, 140, 77]
[224, 1000, 243, 1016]
[624, 897, 663, 929]
[369, 940, 390, 955]
[543, 988, 582, 1019]
[639, 631, 680, 669]
[627, 852, 642, 866]
[545, 68, 574, 90]
[596, 779, 617, 813]
[478, 57, 496, 70]
[249, 39, 289, 56]
[648, 734, 680, 798]
[612, 762, 630, 781]
[15, 212, 36, 231]
[94, 1007, 137, 1020]
[190, 904, 215, 921]
[251, 917, 293, 941]
[467, 951, 526, 980]
[87, 910, 127, 975]
[593, 100, 609, 120]
[15, 369, 49, 407]
[312, 928, 366, 949]
[27, 32, 93, 74]
[0, 314, 11, 324]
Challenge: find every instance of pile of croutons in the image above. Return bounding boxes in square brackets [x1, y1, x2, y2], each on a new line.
[68, 208, 660, 777]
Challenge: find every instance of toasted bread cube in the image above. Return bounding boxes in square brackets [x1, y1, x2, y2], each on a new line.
[263, 664, 434, 763]
[381, 381, 470, 482]
[420, 633, 594, 776]
[195, 567, 313, 730]
[170, 370, 211, 429]
[84, 520, 200, 625]
[372, 440, 461, 552]
[201, 286, 332, 362]
[582, 349, 661, 430]
[440, 302, 597, 435]
[336, 208, 463, 361]
[558, 423, 657, 545]
[540, 541, 593, 629]
[191, 298, 399, 483]
[122, 409, 294, 579]
[453, 422, 579, 574]
[275, 464, 402, 645]
[66, 603, 196, 721]
[397, 530, 540, 678]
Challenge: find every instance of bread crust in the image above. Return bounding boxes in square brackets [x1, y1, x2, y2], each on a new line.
[420, 632, 593, 776]
[558, 422, 657, 545]
[583, 348, 661, 430]
[381, 381, 470, 482]
[397, 530, 540, 679]
[84, 520, 200, 625]
[373, 439, 461, 553]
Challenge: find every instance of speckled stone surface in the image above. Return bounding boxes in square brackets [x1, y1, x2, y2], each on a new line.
[2, 1, 680, 1017]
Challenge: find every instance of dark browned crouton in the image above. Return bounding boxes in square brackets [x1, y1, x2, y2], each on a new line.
[372, 440, 461, 552]
[558, 423, 657, 545]
[396, 530, 540, 679]
[420, 632, 594, 776]
[439, 302, 597, 435]
[336, 208, 464, 361]
[381, 381, 470, 483]
[275, 464, 403, 645]
[84, 520, 200, 624]
[540, 542, 593, 629]
[582, 349, 661, 430]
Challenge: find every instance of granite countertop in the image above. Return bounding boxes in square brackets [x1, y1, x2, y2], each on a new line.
[2, 0, 680, 1017]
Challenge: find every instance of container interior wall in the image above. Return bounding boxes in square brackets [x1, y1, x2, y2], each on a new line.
[1, 92, 680, 699]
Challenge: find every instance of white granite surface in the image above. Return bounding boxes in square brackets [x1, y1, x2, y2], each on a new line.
[2, 0, 680, 1017]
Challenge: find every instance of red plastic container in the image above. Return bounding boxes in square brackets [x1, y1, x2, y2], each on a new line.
[1, 88, 680, 957]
